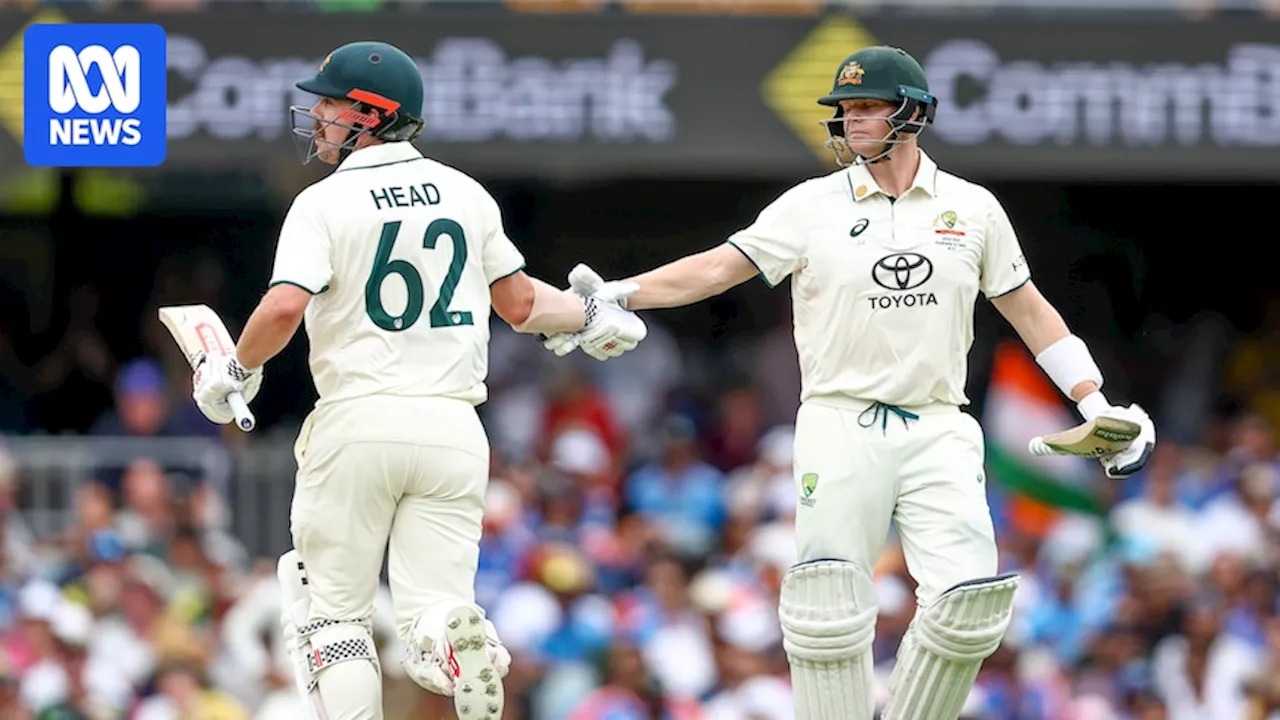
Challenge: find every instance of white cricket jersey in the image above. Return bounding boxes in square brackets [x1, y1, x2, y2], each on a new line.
[268, 142, 526, 407]
[727, 151, 1030, 408]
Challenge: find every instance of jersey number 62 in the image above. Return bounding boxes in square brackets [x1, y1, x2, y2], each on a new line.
[365, 219, 473, 332]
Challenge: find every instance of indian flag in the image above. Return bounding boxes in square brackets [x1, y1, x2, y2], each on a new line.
[983, 340, 1099, 538]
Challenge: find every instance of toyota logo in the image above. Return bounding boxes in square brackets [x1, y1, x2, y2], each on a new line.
[872, 253, 933, 290]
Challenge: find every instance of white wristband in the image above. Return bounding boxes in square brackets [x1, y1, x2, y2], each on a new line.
[1035, 334, 1103, 399]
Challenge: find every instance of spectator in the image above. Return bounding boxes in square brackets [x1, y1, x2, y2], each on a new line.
[91, 358, 218, 440]
[1152, 591, 1263, 720]
[625, 415, 727, 559]
[1190, 463, 1278, 574]
[701, 384, 765, 473]
[539, 370, 626, 483]
[1111, 444, 1198, 571]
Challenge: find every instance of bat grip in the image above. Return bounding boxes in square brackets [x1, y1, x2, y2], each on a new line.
[1027, 437, 1055, 457]
[227, 392, 256, 432]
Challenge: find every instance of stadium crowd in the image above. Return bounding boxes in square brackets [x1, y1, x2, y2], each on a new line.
[0, 284, 1279, 720]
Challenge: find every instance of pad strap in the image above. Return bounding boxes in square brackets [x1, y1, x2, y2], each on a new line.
[304, 619, 378, 678]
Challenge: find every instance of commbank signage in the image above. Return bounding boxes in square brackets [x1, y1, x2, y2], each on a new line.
[0, 9, 1275, 180]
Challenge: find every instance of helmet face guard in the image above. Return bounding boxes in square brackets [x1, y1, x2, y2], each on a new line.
[820, 84, 937, 167]
[290, 88, 425, 166]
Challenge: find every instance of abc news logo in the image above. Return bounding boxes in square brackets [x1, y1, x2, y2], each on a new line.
[48, 44, 143, 147]
[23, 23, 167, 167]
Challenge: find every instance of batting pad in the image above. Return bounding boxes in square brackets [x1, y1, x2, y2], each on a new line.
[778, 560, 878, 720]
[882, 573, 1020, 720]
[277, 551, 381, 720]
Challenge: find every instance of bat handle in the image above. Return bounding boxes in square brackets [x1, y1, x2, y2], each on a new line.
[227, 391, 256, 432]
[1027, 437, 1055, 457]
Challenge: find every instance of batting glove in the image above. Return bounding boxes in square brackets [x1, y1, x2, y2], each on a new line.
[541, 264, 644, 360]
[1096, 403, 1156, 479]
[577, 297, 647, 361]
[192, 352, 262, 425]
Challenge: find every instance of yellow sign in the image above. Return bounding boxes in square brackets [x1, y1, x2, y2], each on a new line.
[761, 15, 878, 162]
[0, 10, 72, 144]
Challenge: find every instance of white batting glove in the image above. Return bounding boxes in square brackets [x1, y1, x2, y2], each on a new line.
[1095, 403, 1156, 479]
[577, 298, 647, 361]
[541, 264, 644, 360]
[192, 352, 262, 425]
[566, 263, 639, 308]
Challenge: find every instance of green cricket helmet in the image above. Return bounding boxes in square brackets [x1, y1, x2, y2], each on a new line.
[290, 41, 426, 165]
[818, 46, 937, 165]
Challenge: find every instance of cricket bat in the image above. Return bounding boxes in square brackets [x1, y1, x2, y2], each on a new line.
[1028, 415, 1140, 459]
[158, 304, 256, 432]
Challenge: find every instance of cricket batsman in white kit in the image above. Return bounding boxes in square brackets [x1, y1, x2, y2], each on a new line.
[185, 41, 646, 720]
[542, 46, 1156, 719]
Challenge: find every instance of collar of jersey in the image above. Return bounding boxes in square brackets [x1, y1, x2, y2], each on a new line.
[846, 149, 938, 202]
[335, 141, 425, 172]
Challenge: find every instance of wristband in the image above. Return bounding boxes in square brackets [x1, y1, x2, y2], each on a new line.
[1035, 334, 1103, 399]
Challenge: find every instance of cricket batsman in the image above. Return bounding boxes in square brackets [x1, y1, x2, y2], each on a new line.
[541, 46, 1156, 719]
[186, 41, 646, 720]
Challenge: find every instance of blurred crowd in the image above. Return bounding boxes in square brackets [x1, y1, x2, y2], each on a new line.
[0, 295, 1279, 719]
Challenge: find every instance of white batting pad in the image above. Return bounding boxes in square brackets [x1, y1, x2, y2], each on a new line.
[278, 550, 383, 720]
[278, 551, 328, 720]
[882, 573, 1020, 720]
[778, 560, 878, 720]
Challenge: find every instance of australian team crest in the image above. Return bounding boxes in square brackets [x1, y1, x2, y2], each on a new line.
[800, 473, 819, 507]
[838, 61, 865, 86]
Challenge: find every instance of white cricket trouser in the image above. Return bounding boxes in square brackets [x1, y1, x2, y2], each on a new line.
[793, 397, 997, 605]
[290, 394, 488, 638]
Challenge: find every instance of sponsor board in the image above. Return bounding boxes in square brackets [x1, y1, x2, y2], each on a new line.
[0, 10, 1275, 179]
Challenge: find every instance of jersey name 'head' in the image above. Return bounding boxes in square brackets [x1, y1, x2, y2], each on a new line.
[291, 40, 426, 166]
[817, 46, 938, 168]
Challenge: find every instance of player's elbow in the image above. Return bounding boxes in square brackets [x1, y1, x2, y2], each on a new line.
[706, 244, 758, 294]
[262, 284, 311, 325]
[490, 271, 535, 327]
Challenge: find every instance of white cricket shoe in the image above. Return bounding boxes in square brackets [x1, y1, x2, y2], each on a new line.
[444, 605, 504, 720]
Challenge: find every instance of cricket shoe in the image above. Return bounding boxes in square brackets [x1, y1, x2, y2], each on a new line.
[444, 605, 504, 720]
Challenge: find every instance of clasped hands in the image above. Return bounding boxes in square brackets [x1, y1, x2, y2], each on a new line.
[542, 264, 647, 361]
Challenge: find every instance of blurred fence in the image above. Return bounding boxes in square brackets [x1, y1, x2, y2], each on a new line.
[8, 436, 299, 560]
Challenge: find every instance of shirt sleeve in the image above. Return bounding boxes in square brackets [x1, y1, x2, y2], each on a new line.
[725, 189, 808, 289]
[980, 195, 1031, 299]
[477, 190, 526, 285]
[269, 188, 333, 294]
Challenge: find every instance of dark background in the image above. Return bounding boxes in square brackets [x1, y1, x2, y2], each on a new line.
[4, 175, 1272, 433]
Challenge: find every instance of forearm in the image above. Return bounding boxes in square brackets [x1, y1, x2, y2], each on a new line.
[1019, 303, 1098, 402]
[236, 300, 303, 369]
[995, 283, 1102, 407]
[623, 246, 746, 310]
[510, 277, 587, 335]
